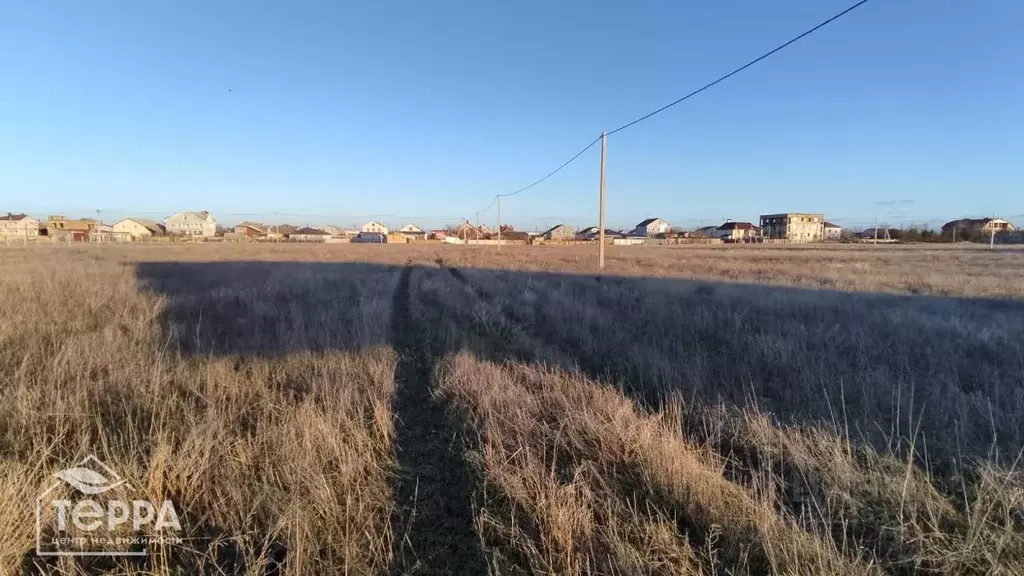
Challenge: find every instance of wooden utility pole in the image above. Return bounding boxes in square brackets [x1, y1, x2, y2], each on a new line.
[497, 196, 502, 252]
[991, 220, 996, 249]
[599, 132, 607, 269]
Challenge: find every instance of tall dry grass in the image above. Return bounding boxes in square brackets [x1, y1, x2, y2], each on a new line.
[0, 249, 398, 574]
[2, 243, 1023, 575]
[413, 260, 1024, 574]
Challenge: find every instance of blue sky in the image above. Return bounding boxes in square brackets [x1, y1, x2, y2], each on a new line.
[1, 0, 1021, 231]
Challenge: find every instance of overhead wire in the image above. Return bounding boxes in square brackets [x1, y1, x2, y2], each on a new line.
[606, 0, 871, 136]
[484, 0, 872, 213]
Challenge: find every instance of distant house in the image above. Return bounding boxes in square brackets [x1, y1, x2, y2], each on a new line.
[575, 226, 621, 240]
[45, 216, 97, 241]
[430, 229, 448, 240]
[454, 222, 486, 239]
[320, 225, 344, 237]
[631, 218, 671, 237]
[233, 222, 266, 237]
[823, 221, 842, 241]
[289, 227, 329, 242]
[113, 218, 165, 239]
[941, 218, 1015, 239]
[165, 211, 217, 237]
[0, 213, 40, 238]
[89, 223, 131, 242]
[266, 224, 298, 239]
[713, 221, 761, 241]
[353, 232, 387, 243]
[361, 221, 389, 235]
[694, 225, 719, 238]
[397, 223, 426, 240]
[759, 213, 824, 243]
[857, 227, 898, 243]
[542, 224, 575, 241]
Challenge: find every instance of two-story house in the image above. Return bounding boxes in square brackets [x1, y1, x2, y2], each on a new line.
[165, 211, 217, 237]
[0, 213, 40, 238]
[631, 218, 671, 237]
[361, 221, 389, 235]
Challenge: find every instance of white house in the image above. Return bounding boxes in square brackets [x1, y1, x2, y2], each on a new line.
[631, 218, 671, 237]
[165, 211, 217, 237]
[361, 221, 389, 235]
[320, 225, 344, 236]
[395, 224, 426, 240]
[823, 221, 842, 241]
[0, 213, 40, 238]
[113, 218, 165, 239]
[542, 224, 575, 241]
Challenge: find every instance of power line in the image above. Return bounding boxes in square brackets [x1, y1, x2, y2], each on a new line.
[500, 135, 603, 198]
[478, 134, 602, 217]
[485, 0, 871, 210]
[607, 0, 871, 136]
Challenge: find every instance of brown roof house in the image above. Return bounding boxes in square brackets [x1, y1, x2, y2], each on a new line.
[290, 227, 330, 242]
[0, 213, 40, 238]
[713, 221, 761, 242]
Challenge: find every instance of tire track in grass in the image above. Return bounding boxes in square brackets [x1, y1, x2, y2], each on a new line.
[389, 264, 487, 575]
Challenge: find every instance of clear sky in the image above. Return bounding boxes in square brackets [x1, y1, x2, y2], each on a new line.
[1, 0, 1021, 231]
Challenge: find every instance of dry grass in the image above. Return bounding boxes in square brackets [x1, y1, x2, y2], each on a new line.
[0, 248, 397, 574]
[1, 242, 1023, 574]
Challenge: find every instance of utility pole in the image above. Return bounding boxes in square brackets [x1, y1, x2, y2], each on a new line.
[991, 216, 996, 249]
[874, 217, 878, 243]
[497, 196, 502, 252]
[598, 131, 607, 269]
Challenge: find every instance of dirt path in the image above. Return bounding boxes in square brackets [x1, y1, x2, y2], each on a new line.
[389, 265, 487, 575]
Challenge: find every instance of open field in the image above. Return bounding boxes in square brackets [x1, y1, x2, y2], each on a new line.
[2, 243, 1024, 574]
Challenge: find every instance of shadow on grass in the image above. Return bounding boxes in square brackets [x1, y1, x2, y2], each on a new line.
[136, 261, 489, 574]
[134, 260, 1024, 539]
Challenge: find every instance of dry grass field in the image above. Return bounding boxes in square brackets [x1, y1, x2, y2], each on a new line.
[2, 242, 1023, 575]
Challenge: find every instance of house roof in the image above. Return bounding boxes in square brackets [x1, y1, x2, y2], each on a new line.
[542, 224, 571, 235]
[118, 218, 165, 234]
[167, 211, 214, 223]
[0, 213, 32, 222]
[293, 227, 328, 235]
[400, 223, 424, 232]
[942, 217, 1012, 229]
[824, 221, 841, 229]
[858, 227, 897, 237]
[363, 220, 386, 227]
[236, 221, 267, 232]
[635, 218, 662, 227]
[717, 221, 757, 231]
